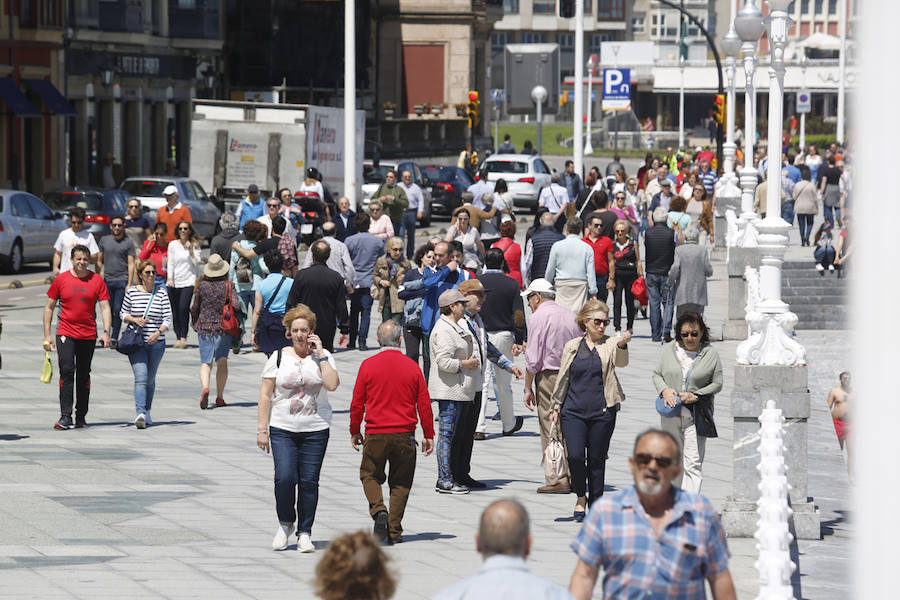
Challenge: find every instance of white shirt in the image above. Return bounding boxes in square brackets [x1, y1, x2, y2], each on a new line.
[166, 239, 201, 288]
[54, 229, 100, 273]
[256, 214, 296, 240]
[261, 349, 336, 432]
[398, 181, 424, 213]
[539, 183, 569, 213]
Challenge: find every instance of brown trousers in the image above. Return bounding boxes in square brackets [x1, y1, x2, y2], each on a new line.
[536, 370, 570, 486]
[359, 431, 417, 538]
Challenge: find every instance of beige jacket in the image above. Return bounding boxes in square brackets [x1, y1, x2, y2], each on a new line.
[428, 315, 478, 402]
[550, 335, 629, 412]
[372, 255, 410, 313]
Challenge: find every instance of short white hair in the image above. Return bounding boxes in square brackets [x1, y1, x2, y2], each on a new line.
[653, 206, 669, 223]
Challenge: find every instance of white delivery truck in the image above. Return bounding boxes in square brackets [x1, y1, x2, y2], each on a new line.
[190, 100, 365, 213]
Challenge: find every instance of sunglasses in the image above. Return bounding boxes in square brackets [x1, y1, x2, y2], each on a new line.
[390, 247, 402, 252]
[680, 330, 701, 338]
[634, 453, 676, 469]
[592, 318, 610, 326]
[178, 227, 191, 231]
[111, 223, 124, 227]
[267, 203, 279, 208]
[142, 270, 156, 275]
[371, 207, 381, 212]
[128, 204, 140, 209]
[615, 230, 629, 235]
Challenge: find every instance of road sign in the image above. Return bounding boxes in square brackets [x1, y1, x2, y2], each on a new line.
[796, 89, 811, 114]
[602, 68, 631, 111]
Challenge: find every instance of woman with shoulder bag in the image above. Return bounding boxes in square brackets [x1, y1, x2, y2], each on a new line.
[548, 299, 630, 522]
[166, 220, 202, 349]
[120, 259, 173, 429]
[609, 220, 644, 333]
[398, 243, 435, 379]
[653, 312, 723, 494]
[191, 253, 241, 410]
[372, 237, 410, 325]
[252, 250, 292, 356]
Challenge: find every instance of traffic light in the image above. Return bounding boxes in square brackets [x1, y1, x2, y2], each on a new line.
[467, 90, 480, 130]
[559, 0, 575, 18]
[713, 94, 725, 126]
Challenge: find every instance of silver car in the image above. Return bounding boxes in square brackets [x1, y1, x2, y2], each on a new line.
[480, 154, 553, 212]
[119, 177, 222, 240]
[0, 189, 67, 274]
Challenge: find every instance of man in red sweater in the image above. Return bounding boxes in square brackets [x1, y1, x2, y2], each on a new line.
[351, 319, 434, 545]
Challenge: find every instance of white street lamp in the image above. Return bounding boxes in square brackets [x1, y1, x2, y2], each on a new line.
[733, 0, 766, 247]
[585, 55, 594, 155]
[800, 55, 808, 152]
[678, 55, 685, 151]
[736, 0, 806, 366]
[721, 25, 742, 180]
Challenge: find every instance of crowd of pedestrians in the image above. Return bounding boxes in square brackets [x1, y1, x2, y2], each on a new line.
[40, 141, 860, 598]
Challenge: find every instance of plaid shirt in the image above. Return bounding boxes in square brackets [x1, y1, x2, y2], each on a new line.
[571, 486, 730, 600]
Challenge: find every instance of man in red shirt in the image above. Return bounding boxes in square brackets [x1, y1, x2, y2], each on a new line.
[43, 244, 112, 430]
[350, 320, 434, 545]
[582, 214, 615, 303]
[156, 185, 192, 244]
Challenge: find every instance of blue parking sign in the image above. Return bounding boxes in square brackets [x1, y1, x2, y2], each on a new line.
[602, 68, 631, 111]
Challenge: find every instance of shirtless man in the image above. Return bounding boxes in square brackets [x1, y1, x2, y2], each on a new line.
[827, 371, 852, 480]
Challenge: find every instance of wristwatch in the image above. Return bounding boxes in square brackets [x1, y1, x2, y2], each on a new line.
[103, 329, 112, 335]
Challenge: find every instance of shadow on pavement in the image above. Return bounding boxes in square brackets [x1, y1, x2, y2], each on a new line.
[0, 434, 29, 441]
[393, 532, 456, 543]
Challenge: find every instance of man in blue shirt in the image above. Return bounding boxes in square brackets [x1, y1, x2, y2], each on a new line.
[433, 499, 574, 600]
[345, 212, 385, 351]
[568, 429, 736, 600]
[236, 183, 265, 230]
[466, 168, 494, 209]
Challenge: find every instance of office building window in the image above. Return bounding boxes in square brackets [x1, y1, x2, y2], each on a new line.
[533, 0, 554, 14]
[814, 0, 823, 14]
[828, 0, 837, 13]
[492, 32, 510, 52]
[521, 32, 547, 44]
[558, 33, 574, 51]
[632, 14, 646, 34]
[589, 33, 611, 54]
[503, 0, 519, 13]
[651, 12, 678, 39]
[597, 0, 624, 20]
[801, 0, 809, 12]
[584, 0, 593, 16]
[686, 16, 707, 37]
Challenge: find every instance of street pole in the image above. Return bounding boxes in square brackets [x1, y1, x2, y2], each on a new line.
[612, 46, 620, 155]
[836, 0, 847, 144]
[532, 85, 547, 156]
[343, 0, 356, 208]
[722, 25, 741, 179]
[678, 56, 685, 151]
[573, 0, 584, 178]
[584, 56, 594, 155]
[800, 56, 807, 151]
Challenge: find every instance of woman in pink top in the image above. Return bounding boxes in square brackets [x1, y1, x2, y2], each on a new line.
[610, 191, 639, 237]
[367, 200, 394, 242]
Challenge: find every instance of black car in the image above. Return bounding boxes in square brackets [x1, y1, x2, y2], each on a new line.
[42, 189, 130, 241]
[421, 166, 474, 217]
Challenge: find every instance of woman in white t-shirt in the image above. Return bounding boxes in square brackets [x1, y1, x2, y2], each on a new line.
[166, 220, 202, 349]
[256, 304, 340, 554]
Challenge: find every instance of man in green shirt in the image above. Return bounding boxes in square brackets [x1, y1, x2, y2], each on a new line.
[373, 169, 408, 232]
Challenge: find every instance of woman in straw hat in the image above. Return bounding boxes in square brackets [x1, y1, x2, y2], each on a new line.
[190, 253, 241, 410]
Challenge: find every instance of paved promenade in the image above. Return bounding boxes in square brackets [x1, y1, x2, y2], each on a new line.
[0, 225, 850, 599]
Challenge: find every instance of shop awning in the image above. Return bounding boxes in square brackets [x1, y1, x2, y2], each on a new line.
[23, 78, 77, 117]
[0, 78, 41, 117]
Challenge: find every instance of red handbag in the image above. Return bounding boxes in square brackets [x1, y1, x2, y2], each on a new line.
[221, 282, 241, 337]
[631, 276, 648, 306]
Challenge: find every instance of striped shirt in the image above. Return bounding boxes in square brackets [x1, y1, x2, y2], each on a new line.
[120, 286, 173, 342]
[571, 486, 730, 600]
[700, 169, 718, 195]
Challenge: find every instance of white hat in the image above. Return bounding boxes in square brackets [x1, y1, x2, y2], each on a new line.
[522, 278, 555, 298]
[500, 213, 514, 223]
[163, 185, 178, 196]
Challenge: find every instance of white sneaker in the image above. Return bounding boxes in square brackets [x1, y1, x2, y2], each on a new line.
[815, 263, 825, 272]
[297, 532, 315, 553]
[134, 414, 146, 429]
[272, 523, 295, 550]
[828, 264, 835, 272]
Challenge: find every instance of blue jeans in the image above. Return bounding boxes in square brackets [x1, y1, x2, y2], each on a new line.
[646, 273, 674, 341]
[561, 406, 618, 504]
[153, 274, 167, 292]
[350, 288, 374, 348]
[436, 400, 462, 485]
[797, 214, 815, 245]
[105, 279, 128, 339]
[399, 210, 418, 259]
[595, 273, 609, 304]
[781, 200, 795, 226]
[269, 427, 330, 534]
[824, 204, 841, 226]
[814, 246, 835, 268]
[129, 340, 166, 416]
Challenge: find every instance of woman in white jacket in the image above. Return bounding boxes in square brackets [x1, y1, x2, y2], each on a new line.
[166, 220, 202, 348]
[428, 289, 480, 495]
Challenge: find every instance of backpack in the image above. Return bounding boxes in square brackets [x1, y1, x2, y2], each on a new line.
[235, 255, 253, 285]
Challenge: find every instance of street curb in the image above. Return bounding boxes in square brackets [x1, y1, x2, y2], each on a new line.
[4, 276, 53, 290]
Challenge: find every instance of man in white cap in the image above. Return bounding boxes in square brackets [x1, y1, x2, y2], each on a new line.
[156, 185, 192, 244]
[522, 278, 581, 493]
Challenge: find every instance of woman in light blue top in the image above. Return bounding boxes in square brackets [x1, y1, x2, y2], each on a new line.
[253, 250, 292, 356]
[229, 220, 270, 350]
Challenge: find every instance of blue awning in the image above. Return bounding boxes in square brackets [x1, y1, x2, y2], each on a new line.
[0, 78, 41, 117]
[23, 78, 77, 117]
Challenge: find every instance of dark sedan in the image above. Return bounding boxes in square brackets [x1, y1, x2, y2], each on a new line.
[42, 189, 129, 241]
[421, 166, 474, 218]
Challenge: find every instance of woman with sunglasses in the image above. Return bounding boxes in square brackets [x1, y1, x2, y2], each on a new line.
[367, 200, 394, 242]
[138, 222, 169, 291]
[372, 237, 410, 325]
[167, 220, 202, 349]
[121, 259, 173, 428]
[609, 220, 644, 333]
[653, 312, 722, 494]
[610, 192, 639, 237]
[97, 214, 136, 345]
[548, 299, 631, 522]
[445, 208, 485, 270]
[685, 185, 714, 248]
[124, 198, 151, 248]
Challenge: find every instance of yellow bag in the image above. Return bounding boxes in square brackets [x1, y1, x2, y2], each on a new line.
[40, 350, 53, 384]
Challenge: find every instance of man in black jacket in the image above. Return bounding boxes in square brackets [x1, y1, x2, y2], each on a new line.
[477, 249, 527, 438]
[524, 212, 564, 285]
[332, 196, 357, 242]
[644, 206, 677, 343]
[286, 240, 350, 352]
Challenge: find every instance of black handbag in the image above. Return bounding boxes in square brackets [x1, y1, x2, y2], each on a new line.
[692, 395, 719, 438]
[117, 288, 156, 355]
[255, 275, 290, 354]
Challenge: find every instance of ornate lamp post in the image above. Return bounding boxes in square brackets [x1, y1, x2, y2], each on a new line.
[733, 0, 765, 247]
[736, 0, 806, 366]
[721, 25, 742, 181]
